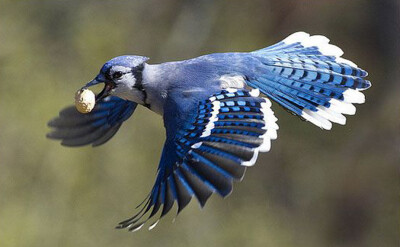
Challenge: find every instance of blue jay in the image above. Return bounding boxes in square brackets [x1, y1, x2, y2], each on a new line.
[48, 32, 371, 231]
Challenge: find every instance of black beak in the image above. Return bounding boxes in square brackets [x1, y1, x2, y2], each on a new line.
[95, 82, 114, 102]
[83, 77, 115, 102]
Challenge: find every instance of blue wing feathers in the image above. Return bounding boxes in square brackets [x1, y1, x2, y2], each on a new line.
[202, 141, 255, 162]
[201, 135, 259, 149]
[47, 96, 137, 146]
[179, 162, 214, 206]
[197, 145, 244, 165]
[196, 150, 246, 180]
[118, 89, 278, 231]
[90, 125, 122, 147]
[160, 179, 176, 217]
[188, 152, 233, 196]
[173, 171, 194, 212]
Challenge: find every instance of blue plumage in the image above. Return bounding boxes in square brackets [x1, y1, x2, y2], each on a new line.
[47, 32, 370, 231]
[245, 33, 370, 128]
[48, 96, 137, 146]
[114, 89, 276, 231]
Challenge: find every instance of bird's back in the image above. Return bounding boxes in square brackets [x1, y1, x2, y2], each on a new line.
[142, 52, 258, 114]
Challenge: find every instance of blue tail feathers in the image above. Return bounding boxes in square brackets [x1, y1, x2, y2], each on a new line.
[248, 32, 371, 130]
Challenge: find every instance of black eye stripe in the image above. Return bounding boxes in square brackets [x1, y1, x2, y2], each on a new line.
[112, 71, 125, 79]
[103, 68, 128, 80]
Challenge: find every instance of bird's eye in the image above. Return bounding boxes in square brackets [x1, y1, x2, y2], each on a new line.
[112, 71, 123, 79]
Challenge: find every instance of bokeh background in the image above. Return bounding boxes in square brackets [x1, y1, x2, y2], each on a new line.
[0, 1, 398, 246]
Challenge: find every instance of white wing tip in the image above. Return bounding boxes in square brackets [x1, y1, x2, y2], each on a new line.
[282, 32, 310, 44]
[329, 98, 357, 115]
[259, 139, 271, 152]
[301, 91, 366, 129]
[316, 106, 346, 125]
[200, 101, 220, 138]
[250, 88, 260, 97]
[343, 89, 365, 104]
[129, 223, 144, 232]
[318, 44, 344, 57]
[302, 109, 332, 130]
[283, 32, 355, 59]
[241, 150, 259, 167]
[148, 220, 160, 230]
[259, 99, 279, 151]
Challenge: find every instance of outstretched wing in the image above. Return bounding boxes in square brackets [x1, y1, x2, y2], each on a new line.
[47, 96, 137, 147]
[117, 89, 279, 232]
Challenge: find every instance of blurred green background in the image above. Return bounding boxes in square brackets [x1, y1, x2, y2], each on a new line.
[0, 1, 398, 246]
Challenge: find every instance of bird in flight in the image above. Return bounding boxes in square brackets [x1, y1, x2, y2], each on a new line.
[47, 32, 371, 231]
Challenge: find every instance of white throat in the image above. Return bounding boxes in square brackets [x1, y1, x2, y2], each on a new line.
[140, 64, 169, 115]
[109, 64, 167, 115]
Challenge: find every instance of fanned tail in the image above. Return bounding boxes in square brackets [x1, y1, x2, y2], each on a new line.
[249, 32, 371, 129]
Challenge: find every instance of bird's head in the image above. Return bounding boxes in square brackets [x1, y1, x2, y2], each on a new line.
[83, 55, 149, 103]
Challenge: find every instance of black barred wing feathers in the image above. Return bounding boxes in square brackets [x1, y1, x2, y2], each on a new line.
[117, 89, 278, 231]
[250, 32, 370, 129]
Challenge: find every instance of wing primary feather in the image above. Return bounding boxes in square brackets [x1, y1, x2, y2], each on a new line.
[47, 97, 137, 147]
[118, 89, 278, 231]
[116, 198, 151, 229]
[92, 124, 122, 147]
[193, 149, 246, 180]
[173, 170, 194, 213]
[160, 177, 175, 217]
[187, 153, 233, 197]
[180, 162, 214, 207]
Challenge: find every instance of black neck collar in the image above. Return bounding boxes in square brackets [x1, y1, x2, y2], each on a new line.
[133, 64, 150, 109]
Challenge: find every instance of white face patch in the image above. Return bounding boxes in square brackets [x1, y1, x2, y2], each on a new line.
[108, 66, 136, 86]
[112, 80, 143, 102]
[108, 65, 144, 103]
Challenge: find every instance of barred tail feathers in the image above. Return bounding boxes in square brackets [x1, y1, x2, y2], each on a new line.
[249, 32, 371, 130]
